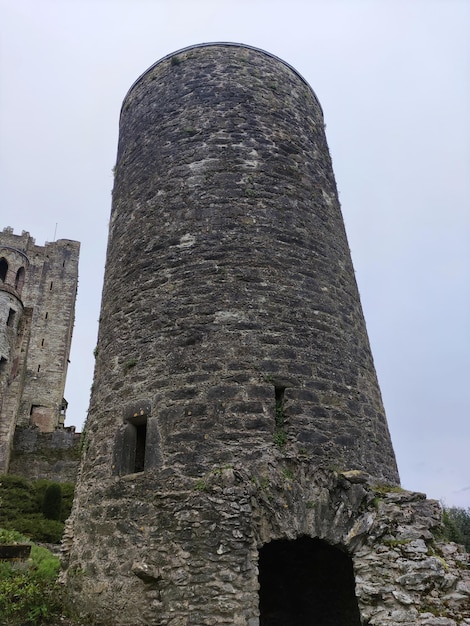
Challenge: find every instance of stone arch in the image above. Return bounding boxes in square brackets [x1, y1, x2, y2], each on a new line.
[258, 536, 361, 626]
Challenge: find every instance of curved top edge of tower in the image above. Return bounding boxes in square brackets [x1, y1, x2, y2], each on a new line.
[121, 42, 324, 117]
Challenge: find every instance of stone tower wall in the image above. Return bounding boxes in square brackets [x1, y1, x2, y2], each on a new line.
[62, 44, 470, 626]
[0, 227, 79, 472]
[62, 44, 408, 625]
[87, 43, 398, 485]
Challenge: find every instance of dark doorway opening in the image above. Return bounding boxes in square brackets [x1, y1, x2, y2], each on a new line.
[258, 536, 361, 626]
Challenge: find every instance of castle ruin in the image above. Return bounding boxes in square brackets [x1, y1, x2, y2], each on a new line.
[63, 44, 469, 625]
[0, 227, 80, 480]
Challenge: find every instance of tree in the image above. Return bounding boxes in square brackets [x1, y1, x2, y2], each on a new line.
[42, 483, 62, 521]
[443, 506, 470, 551]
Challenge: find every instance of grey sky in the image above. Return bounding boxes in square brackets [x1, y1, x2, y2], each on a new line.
[1, 0, 469, 507]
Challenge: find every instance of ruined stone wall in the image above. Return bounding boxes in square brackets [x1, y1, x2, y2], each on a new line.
[64, 464, 469, 625]
[9, 426, 80, 483]
[0, 227, 79, 472]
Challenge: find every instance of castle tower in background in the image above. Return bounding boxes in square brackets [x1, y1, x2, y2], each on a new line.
[0, 227, 79, 473]
[64, 44, 469, 625]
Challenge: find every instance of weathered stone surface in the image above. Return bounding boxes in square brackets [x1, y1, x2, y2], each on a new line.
[85, 42, 398, 485]
[0, 227, 79, 474]
[8, 426, 80, 482]
[62, 44, 468, 625]
[63, 466, 469, 624]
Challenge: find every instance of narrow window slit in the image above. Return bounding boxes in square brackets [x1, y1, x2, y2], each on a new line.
[274, 386, 287, 446]
[275, 386, 285, 408]
[15, 267, 25, 293]
[113, 401, 162, 476]
[116, 414, 149, 475]
[134, 422, 147, 473]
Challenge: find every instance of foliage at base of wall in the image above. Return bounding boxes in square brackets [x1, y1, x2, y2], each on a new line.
[442, 506, 470, 551]
[0, 528, 63, 625]
[0, 475, 74, 544]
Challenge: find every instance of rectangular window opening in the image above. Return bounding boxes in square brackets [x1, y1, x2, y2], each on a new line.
[113, 403, 158, 477]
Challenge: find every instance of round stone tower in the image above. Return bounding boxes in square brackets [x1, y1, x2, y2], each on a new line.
[65, 44, 401, 625]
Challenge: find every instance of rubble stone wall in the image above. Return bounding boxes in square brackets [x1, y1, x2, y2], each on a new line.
[8, 426, 80, 483]
[63, 466, 469, 625]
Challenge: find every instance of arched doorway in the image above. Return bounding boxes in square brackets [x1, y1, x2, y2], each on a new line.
[258, 537, 361, 626]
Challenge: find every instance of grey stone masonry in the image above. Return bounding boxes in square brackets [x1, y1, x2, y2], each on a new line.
[63, 44, 468, 625]
[63, 465, 469, 625]
[9, 426, 80, 483]
[90, 42, 398, 483]
[0, 227, 79, 473]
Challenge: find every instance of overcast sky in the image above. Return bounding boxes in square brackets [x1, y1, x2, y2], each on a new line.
[1, 0, 469, 507]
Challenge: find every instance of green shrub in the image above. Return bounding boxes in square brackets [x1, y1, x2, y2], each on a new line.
[0, 475, 75, 544]
[0, 528, 62, 624]
[2, 515, 64, 543]
[42, 483, 62, 521]
[0, 527, 25, 544]
[0, 475, 37, 517]
[59, 482, 75, 522]
[30, 543, 61, 579]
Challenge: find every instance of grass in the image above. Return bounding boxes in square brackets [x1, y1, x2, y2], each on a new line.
[0, 528, 63, 624]
[123, 358, 137, 372]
